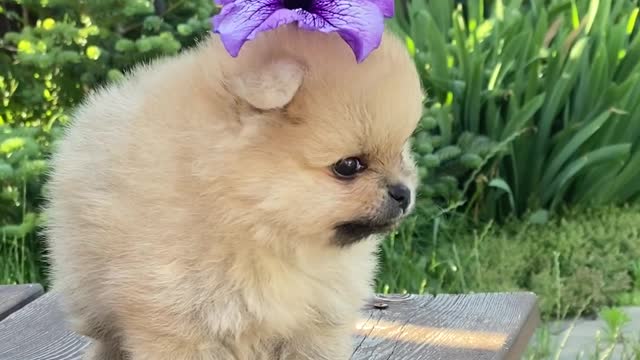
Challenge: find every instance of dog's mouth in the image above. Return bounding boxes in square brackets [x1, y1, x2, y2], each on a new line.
[332, 219, 397, 247]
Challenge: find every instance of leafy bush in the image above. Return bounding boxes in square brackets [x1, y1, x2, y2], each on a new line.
[1, 0, 215, 126]
[0, 124, 58, 284]
[378, 204, 640, 318]
[0, 0, 216, 284]
[392, 0, 640, 221]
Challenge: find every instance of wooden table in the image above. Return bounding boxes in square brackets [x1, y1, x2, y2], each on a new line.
[0, 284, 539, 359]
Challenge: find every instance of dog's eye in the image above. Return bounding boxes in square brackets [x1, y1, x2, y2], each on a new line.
[332, 157, 366, 179]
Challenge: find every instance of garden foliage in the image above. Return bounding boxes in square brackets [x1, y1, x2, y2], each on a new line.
[378, 204, 640, 318]
[392, 0, 640, 221]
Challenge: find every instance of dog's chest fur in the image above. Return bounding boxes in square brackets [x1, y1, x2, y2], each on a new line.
[193, 238, 380, 353]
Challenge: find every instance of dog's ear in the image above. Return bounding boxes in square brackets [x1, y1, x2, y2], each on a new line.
[227, 59, 304, 110]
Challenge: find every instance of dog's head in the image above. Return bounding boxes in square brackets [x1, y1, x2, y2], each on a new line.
[213, 25, 423, 247]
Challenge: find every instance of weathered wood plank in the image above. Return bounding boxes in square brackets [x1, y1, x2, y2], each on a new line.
[0, 284, 44, 322]
[0, 292, 89, 360]
[0, 290, 538, 359]
[351, 292, 539, 360]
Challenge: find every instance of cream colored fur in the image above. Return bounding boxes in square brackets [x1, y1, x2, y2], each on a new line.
[44, 25, 423, 360]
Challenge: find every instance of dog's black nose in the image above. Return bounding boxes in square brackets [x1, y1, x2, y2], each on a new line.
[388, 184, 411, 212]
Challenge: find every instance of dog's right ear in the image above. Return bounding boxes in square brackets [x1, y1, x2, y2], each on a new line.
[227, 59, 305, 111]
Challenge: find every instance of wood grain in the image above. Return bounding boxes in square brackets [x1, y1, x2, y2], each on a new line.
[0, 290, 538, 360]
[0, 292, 89, 360]
[0, 284, 43, 322]
[351, 292, 539, 359]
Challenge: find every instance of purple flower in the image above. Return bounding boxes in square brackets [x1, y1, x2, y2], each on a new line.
[212, 0, 394, 63]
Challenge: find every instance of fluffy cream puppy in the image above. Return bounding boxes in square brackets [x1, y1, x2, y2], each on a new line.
[44, 24, 423, 360]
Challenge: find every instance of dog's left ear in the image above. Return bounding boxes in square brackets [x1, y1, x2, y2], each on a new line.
[227, 59, 304, 110]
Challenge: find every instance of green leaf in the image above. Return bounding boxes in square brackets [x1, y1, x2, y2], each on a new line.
[136, 39, 153, 52]
[115, 39, 135, 52]
[422, 154, 441, 168]
[627, 7, 639, 35]
[177, 24, 193, 36]
[107, 69, 125, 82]
[0, 137, 25, 154]
[534, 37, 590, 181]
[545, 144, 631, 209]
[541, 110, 612, 190]
[460, 153, 483, 169]
[528, 209, 550, 225]
[583, 0, 600, 34]
[417, 10, 450, 90]
[489, 178, 516, 213]
[570, 0, 580, 30]
[605, 149, 640, 202]
[426, 0, 452, 34]
[452, 10, 470, 83]
[464, 55, 485, 133]
[615, 28, 640, 81]
[405, 36, 416, 58]
[502, 93, 546, 140]
[436, 145, 462, 162]
[0, 162, 13, 179]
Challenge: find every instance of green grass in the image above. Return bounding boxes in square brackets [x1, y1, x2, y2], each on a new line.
[377, 203, 640, 319]
[0, 232, 43, 285]
[0, 125, 53, 285]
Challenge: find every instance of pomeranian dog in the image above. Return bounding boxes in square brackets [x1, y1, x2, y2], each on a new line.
[44, 24, 423, 360]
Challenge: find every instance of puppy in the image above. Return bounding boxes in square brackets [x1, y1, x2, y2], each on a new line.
[44, 24, 423, 360]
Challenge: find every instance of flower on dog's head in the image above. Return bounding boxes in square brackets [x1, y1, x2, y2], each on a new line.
[212, 0, 394, 63]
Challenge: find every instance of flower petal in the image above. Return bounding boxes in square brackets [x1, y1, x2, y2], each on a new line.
[212, 0, 283, 57]
[248, 9, 314, 39]
[311, 0, 385, 62]
[369, 0, 395, 17]
[290, 9, 340, 33]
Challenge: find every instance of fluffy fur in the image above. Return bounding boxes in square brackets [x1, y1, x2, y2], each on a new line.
[44, 25, 423, 360]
